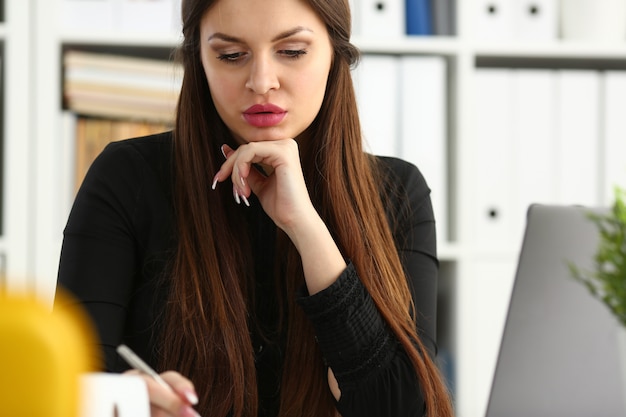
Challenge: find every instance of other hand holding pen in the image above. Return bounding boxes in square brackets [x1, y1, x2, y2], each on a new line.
[117, 344, 201, 417]
[124, 369, 201, 417]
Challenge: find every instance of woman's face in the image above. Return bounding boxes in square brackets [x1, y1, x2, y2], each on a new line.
[200, 0, 333, 145]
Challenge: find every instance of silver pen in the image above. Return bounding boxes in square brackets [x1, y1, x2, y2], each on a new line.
[116, 344, 173, 393]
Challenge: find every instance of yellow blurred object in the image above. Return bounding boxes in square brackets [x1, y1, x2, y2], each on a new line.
[0, 291, 100, 417]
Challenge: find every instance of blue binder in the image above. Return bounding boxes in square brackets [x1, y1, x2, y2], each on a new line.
[406, 0, 433, 35]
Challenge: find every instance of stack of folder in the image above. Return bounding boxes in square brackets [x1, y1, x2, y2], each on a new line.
[63, 50, 183, 124]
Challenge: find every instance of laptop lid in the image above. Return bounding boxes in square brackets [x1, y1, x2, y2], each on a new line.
[485, 204, 625, 417]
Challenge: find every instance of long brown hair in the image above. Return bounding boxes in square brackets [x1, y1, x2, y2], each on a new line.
[161, 0, 454, 416]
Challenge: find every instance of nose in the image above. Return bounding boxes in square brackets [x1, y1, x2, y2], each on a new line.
[245, 54, 280, 94]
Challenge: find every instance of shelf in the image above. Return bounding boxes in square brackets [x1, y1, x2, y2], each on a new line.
[474, 40, 626, 60]
[59, 30, 181, 49]
[57, 31, 626, 65]
[354, 36, 460, 56]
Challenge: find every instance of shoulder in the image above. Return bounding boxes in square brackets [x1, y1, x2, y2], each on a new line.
[373, 155, 431, 202]
[96, 131, 173, 167]
[77, 131, 174, 203]
[88, 131, 173, 181]
[370, 155, 435, 236]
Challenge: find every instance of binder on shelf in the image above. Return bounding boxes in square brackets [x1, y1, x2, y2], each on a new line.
[355, 0, 405, 37]
[119, 0, 177, 34]
[60, 0, 116, 31]
[399, 56, 448, 241]
[352, 55, 400, 158]
[513, 0, 558, 40]
[473, 69, 604, 248]
[432, 0, 455, 36]
[405, 0, 433, 36]
[472, 69, 516, 246]
[473, 0, 514, 39]
[349, 0, 361, 37]
[560, 0, 626, 42]
[60, 0, 179, 34]
[602, 71, 626, 205]
[512, 69, 558, 242]
[555, 70, 600, 206]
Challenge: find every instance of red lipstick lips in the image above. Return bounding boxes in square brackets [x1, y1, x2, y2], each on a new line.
[243, 104, 287, 127]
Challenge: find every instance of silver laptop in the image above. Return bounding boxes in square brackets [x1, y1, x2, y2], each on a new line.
[485, 204, 625, 417]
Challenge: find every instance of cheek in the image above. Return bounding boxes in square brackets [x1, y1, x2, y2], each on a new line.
[207, 73, 240, 112]
[301, 65, 330, 106]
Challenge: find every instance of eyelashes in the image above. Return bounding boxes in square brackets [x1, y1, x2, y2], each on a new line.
[281, 49, 307, 59]
[216, 49, 308, 64]
[216, 52, 246, 63]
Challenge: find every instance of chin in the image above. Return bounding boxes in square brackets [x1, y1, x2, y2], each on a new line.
[241, 128, 296, 143]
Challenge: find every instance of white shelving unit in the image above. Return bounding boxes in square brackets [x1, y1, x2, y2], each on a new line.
[5, 0, 621, 416]
[1, 1, 33, 293]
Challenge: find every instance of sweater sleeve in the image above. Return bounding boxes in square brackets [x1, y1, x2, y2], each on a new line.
[296, 157, 439, 417]
[56, 136, 174, 372]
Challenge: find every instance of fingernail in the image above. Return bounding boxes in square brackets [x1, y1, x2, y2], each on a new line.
[241, 194, 250, 207]
[220, 144, 228, 159]
[233, 186, 241, 204]
[240, 176, 246, 187]
[211, 174, 219, 190]
[181, 405, 202, 417]
[184, 389, 199, 405]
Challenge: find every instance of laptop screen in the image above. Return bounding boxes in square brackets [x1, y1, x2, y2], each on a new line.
[485, 204, 625, 417]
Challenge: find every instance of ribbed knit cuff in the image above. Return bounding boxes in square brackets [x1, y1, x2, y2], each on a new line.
[296, 262, 396, 389]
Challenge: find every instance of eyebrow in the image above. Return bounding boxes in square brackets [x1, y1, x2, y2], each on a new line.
[208, 26, 314, 43]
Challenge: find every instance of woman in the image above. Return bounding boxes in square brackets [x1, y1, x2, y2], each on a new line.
[57, 0, 454, 416]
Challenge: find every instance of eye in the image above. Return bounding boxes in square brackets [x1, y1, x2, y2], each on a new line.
[217, 52, 247, 63]
[280, 49, 307, 59]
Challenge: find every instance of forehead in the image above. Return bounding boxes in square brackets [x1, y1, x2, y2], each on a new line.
[201, 0, 326, 39]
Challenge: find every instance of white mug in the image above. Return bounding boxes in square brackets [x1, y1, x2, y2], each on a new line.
[79, 373, 150, 417]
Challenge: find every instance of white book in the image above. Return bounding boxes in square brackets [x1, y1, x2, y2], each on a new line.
[354, 0, 405, 37]
[399, 56, 448, 242]
[512, 0, 558, 40]
[602, 71, 626, 204]
[472, 69, 516, 247]
[352, 54, 399, 158]
[555, 70, 600, 206]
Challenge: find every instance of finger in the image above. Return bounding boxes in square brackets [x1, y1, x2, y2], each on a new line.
[219, 144, 260, 199]
[221, 144, 235, 159]
[212, 144, 237, 190]
[125, 370, 200, 417]
[160, 371, 199, 406]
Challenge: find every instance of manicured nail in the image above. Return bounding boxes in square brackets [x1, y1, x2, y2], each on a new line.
[181, 405, 201, 417]
[211, 174, 219, 190]
[240, 176, 246, 187]
[220, 144, 228, 159]
[184, 390, 199, 405]
[233, 186, 241, 204]
[241, 194, 250, 207]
